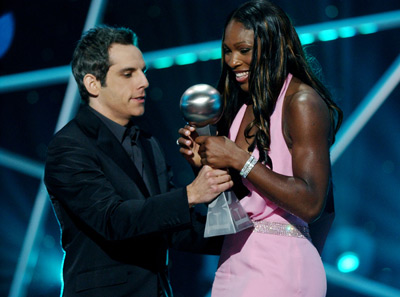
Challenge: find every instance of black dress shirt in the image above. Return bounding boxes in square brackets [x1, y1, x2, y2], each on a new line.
[88, 107, 152, 191]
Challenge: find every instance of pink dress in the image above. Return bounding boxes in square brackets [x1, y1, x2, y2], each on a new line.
[211, 74, 326, 297]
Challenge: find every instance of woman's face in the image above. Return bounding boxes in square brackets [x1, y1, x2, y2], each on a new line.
[223, 20, 254, 93]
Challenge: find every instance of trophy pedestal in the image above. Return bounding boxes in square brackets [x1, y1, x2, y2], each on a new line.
[204, 190, 253, 238]
[196, 124, 217, 136]
[179, 85, 252, 237]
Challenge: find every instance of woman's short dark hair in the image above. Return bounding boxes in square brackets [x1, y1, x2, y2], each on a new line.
[71, 25, 138, 104]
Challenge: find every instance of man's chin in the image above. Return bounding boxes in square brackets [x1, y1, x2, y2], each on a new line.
[131, 108, 145, 117]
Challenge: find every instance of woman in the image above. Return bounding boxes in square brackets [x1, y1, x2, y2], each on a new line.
[178, 0, 343, 296]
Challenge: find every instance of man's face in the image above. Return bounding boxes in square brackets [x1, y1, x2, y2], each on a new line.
[90, 43, 149, 126]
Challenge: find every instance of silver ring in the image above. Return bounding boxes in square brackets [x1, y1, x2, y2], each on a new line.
[176, 139, 180, 146]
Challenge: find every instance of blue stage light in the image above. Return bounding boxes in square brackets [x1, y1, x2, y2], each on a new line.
[299, 33, 315, 45]
[198, 50, 211, 61]
[338, 26, 357, 38]
[152, 56, 174, 69]
[198, 48, 221, 61]
[318, 29, 339, 41]
[175, 52, 198, 66]
[337, 252, 360, 273]
[0, 12, 15, 58]
[359, 23, 378, 34]
[208, 48, 221, 60]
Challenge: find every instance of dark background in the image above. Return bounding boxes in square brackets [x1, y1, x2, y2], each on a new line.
[1, 0, 399, 296]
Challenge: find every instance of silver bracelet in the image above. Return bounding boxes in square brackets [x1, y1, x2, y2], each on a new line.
[240, 155, 258, 178]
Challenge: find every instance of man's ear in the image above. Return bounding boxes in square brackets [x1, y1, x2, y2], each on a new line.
[83, 74, 101, 97]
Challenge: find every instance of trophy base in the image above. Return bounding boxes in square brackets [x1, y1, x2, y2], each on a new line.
[204, 190, 254, 238]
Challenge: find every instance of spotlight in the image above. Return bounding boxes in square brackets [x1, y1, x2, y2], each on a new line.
[323, 226, 375, 276]
[0, 12, 15, 58]
[337, 251, 360, 273]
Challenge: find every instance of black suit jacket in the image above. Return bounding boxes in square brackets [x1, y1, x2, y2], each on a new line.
[44, 106, 221, 297]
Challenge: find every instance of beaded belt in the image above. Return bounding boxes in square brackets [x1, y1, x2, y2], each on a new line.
[252, 220, 311, 240]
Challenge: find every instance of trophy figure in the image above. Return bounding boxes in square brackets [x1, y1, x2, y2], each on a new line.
[180, 84, 253, 237]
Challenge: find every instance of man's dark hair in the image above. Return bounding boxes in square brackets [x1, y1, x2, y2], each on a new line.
[71, 25, 138, 103]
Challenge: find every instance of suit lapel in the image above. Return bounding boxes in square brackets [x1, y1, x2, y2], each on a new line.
[75, 107, 150, 198]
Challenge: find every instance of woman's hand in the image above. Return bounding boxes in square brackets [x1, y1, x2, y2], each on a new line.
[196, 135, 248, 170]
[177, 125, 202, 168]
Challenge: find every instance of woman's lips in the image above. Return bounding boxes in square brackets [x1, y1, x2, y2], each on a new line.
[235, 71, 249, 83]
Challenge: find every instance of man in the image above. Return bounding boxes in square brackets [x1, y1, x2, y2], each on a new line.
[44, 25, 232, 297]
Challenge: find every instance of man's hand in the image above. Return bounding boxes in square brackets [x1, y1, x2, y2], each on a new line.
[186, 165, 233, 207]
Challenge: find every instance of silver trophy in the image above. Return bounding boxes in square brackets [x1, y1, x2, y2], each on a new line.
[180, 84, 253, 237]
[180, 84, 221, 135]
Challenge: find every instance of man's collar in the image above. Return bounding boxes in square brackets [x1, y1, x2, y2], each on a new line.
[88, 106, 133, 142]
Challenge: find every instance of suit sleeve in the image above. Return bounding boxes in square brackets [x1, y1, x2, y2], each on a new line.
[44, 132, 193, 242]
[167, 209, 224, 255]
[140, 135, 223, 255]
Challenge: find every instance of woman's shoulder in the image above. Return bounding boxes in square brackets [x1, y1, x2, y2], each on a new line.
[282, 76, 331, 141]
[284, 76, 327, 115]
